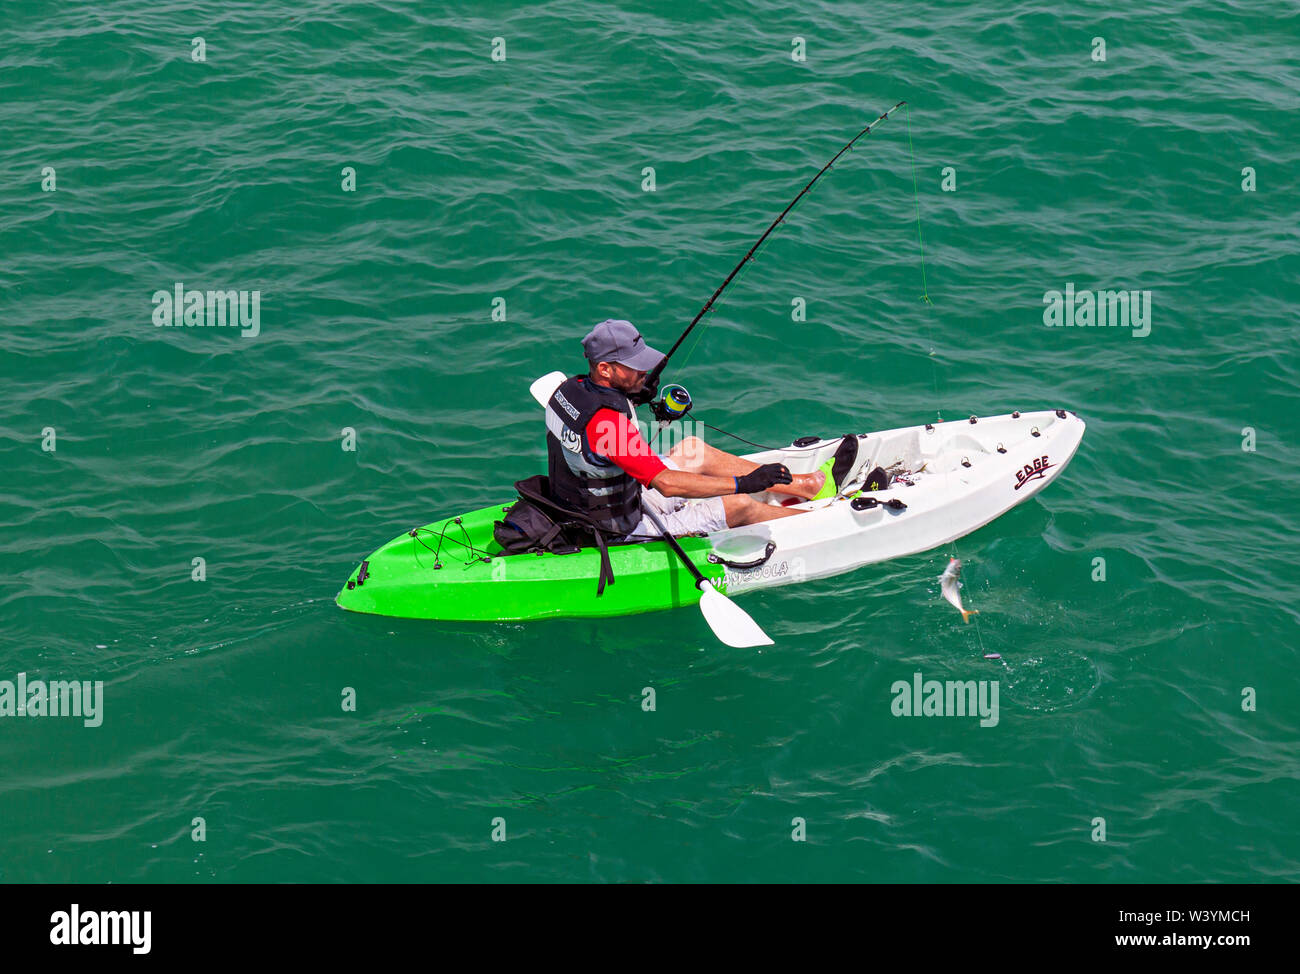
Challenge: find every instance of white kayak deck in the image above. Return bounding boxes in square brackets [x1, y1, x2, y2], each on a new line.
[696, 409, 1085, 593]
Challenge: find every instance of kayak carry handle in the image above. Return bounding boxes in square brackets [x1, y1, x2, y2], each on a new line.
[707, 541, 778, 571]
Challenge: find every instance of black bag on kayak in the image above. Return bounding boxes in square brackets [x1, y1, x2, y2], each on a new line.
[493, 498, 565, 554]
[492, 475, 618, 596]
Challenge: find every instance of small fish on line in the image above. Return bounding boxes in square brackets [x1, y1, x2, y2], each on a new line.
[984, 653, 1001, 660]
[939, 557, 979, 623]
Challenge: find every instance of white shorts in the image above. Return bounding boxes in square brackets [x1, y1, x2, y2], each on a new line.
[622, 457, 729, 540]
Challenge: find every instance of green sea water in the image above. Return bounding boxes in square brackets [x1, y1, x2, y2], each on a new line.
[3, 0, 1298, 883]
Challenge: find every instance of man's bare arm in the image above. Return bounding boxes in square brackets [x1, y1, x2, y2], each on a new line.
[648, 468, 736, 498]
[650, 462, 792, 498]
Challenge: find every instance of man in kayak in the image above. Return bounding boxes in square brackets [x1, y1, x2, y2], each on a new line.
[545, 319, 834, 541]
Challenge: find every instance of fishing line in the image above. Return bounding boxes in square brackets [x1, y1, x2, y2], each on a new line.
[906, 104, 943, 419]
[648, 415, 778, 455]
[905, 104, 993, 659]
[697, 420, 779, 452]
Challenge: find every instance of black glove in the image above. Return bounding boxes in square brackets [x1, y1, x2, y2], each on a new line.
[628, 370, 661, 407]
[735, 463, 793, 494]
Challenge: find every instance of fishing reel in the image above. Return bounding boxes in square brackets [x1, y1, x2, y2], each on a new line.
[650, 384, 693, 424]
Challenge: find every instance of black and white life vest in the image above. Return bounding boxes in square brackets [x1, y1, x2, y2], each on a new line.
[545, 375, 645, 536]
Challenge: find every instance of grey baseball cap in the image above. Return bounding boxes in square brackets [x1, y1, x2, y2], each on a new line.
[581, 319, 664, 371]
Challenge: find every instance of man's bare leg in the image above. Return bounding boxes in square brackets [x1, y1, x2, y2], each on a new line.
[719, 492, 802, 525]
[666, 436, 826, 500]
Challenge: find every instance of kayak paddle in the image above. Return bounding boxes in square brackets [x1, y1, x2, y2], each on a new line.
[640, 506, 773, 649]
[529, 370, 567, 407]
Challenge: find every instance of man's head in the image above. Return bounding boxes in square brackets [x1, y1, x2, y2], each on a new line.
[582, 319, 664, 394]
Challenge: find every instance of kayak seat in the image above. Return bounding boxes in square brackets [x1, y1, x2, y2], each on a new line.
[509, 476, 652, 549]
[497, 475, 641, 597]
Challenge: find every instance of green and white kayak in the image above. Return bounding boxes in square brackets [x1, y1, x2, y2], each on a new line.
[336, 408, 1084, 622]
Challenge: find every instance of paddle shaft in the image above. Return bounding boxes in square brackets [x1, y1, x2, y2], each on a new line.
[648, 100, 906, 385]
[640, 506, 707, 588]
[641, 504, 773, 647]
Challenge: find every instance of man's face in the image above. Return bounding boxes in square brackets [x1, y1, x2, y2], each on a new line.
[596, 361, 647, 393]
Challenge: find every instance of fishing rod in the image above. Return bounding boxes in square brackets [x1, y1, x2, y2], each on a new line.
[647, 100, 906, 389]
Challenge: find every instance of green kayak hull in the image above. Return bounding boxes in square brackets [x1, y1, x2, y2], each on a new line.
[335, 502, 725, 621]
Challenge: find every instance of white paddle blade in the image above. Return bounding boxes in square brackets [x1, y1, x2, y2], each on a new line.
[529, 371, 567, 407]
[697, 580, 774, 648]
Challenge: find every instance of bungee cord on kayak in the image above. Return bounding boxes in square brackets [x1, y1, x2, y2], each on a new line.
[409, 519, 491, 570]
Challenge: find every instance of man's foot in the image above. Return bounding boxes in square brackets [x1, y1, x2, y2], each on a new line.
[767, 470, 826, 500]
[810, 458, 839, 500]
[760, 437, 858, 501]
